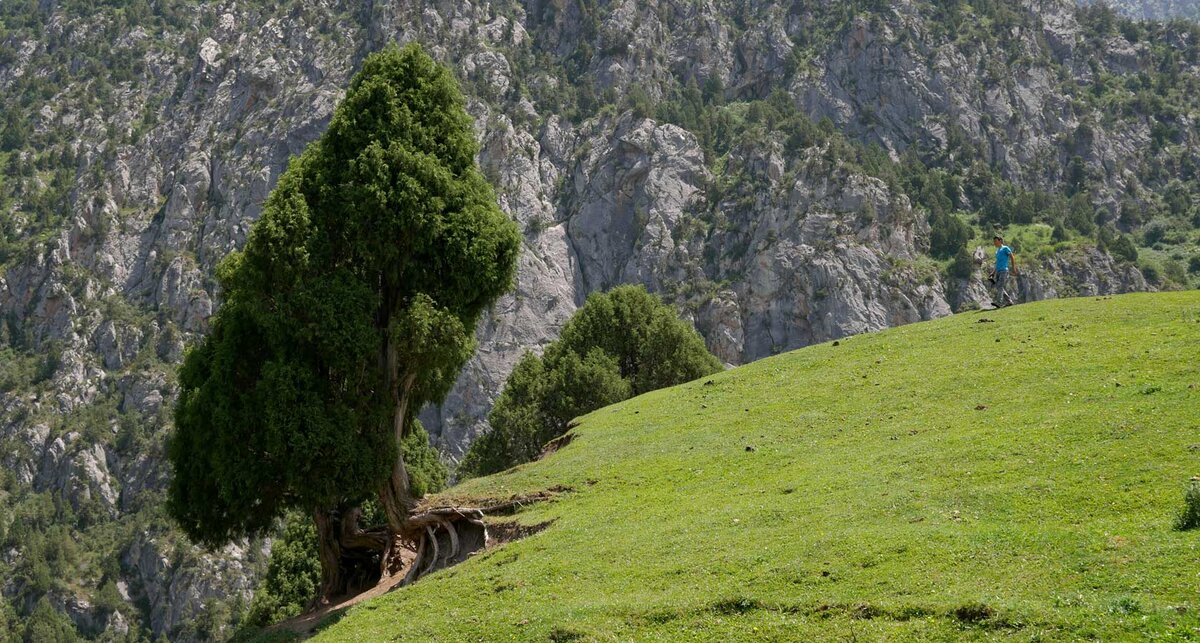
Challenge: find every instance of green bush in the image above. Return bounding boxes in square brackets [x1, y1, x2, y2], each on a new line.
[948, 247, 975, 280]
[928, 210, 973, 259]
[1174, 480, 1200, 531]
[1051, 223, 1069, 243]
[1140, 262, 1160, 285]
[400, 419, 447, 499]
[93, 579, 125, 615]
[22, 597, 79, 643]
[244, 514, 320, 627]
[0, 599, 17, 643]
[1162, 259, 1187, 285]
[1109, 234, 1139, 263]
[1065, 194, 1096, 236]
[459, 286, 721, 478]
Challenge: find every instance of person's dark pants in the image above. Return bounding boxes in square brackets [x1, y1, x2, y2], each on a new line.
[993, 269, 1014, 307]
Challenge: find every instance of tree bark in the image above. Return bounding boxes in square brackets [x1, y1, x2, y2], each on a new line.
[313, 508, 345, 605]
[378, 334, 417, 531]
[371, 331, 489, 589]
[312, 507, 389, 605]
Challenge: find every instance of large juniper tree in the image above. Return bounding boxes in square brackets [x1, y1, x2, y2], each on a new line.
[167, 44, 520, 601]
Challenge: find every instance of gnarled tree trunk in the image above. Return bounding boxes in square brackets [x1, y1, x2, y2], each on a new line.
[378, 361, 419, 532]
[313, 508, 344, 604]
[312, 507, 389, 605]
[373, 338, 489, 587]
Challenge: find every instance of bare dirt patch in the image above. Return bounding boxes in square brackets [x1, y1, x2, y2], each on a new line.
[487, 518, 554, 545]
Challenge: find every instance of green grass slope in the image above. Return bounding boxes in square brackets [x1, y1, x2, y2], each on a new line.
[317, 293, 1200, 641]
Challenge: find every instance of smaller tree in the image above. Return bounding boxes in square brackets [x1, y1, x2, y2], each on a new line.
[1065, 155, 1088, 196]
[459, 286, 722, 478]
[1109, 233, 1139, 263]
[243, 514, 320, 627]
[928, 210, 973, 259]
[1065, 193, 1097, 236]
[947, 246, 976, 280]
[22, 598, 79, 643]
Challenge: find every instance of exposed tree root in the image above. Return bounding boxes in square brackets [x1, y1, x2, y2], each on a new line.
[391, 507, 489, 587]
[280, 493, 563, 637]
[472, 486, 574, 516]
[319, 493, 567, 598]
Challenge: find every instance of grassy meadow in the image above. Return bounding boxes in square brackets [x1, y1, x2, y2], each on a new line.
[310, 293, 1200, 641]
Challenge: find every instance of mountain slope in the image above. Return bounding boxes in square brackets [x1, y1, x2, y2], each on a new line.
[0, 1, 1197, 637]
[1094, 0, 1200, 20]
[312, 292, 1200, 641]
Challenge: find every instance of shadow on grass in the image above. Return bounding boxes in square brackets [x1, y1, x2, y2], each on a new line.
[627, 597, 1029, 632]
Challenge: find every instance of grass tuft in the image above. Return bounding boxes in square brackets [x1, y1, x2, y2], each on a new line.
[709, 597, 765, 615]
[1174, 479, 1200, 531]
[951, 602, 994, 624]
[547, 626, 587, 641]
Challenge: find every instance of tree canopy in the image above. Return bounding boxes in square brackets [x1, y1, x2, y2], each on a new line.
[167, 43, 520, 593]
[459, 285, 722, 478]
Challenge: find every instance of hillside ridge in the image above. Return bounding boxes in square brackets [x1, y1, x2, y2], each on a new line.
[306, 292, 1200, 640]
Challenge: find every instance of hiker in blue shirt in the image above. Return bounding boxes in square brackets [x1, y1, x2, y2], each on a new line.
[991, 235, 1018, 308]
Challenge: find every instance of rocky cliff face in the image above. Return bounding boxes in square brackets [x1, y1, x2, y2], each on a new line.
[0, 0, 1189, 638]
[1092, 0, 1200, 20]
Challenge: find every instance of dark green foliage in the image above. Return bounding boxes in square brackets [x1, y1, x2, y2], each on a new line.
[552, 286, 723, 395]
[461, 349, 632, 475]
[1051, 223, 1068, 243]
[624, 86, 654, 120]
[1065, 156, 1088, 196]
[0, 109, 26, 151]
[23, 597, 79, 643]
[168, 44, 519, 547]
[93, 579, 125, 615]
[1141, 262, 1160, 285]
[1119, 200, 1144, 230]
[1174, 480, 1200, 531]
[400, 419, 448, 499]
[1065, 194, 1097, 236]
[0, 600, 16, 642]
[243, 515, 320, 627]
[1162, 259, 1187, 285]
[459, 286, 721, 478]
[1188, 255, 1200, 274]
[948, 247, 976, 280]
[929, 210, 973, 259]
[1109, 234, 1139, 264]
